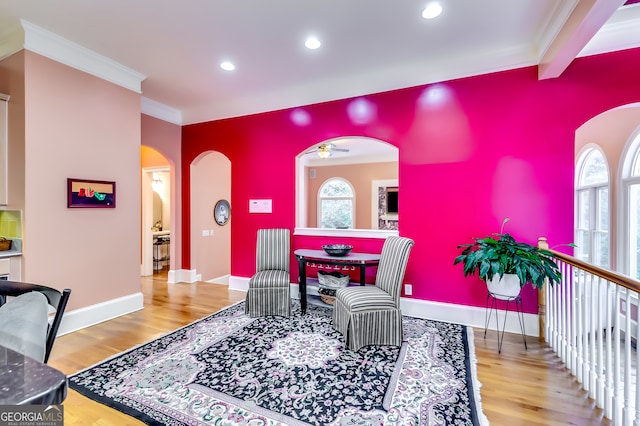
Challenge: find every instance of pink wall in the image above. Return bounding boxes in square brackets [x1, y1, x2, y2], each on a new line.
[22, 52, 141, 310]
[182, 47, 640, 313]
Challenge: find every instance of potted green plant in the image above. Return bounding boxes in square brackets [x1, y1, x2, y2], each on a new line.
[453, 218, 564, 296]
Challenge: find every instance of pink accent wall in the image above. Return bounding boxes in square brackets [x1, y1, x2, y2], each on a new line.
[182, 47, 640, 313]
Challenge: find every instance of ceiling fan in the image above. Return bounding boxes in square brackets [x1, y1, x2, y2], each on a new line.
[304, 143, 349, 159]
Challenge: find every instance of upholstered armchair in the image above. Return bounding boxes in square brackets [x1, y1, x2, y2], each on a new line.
[333, 236, 414, 350]
[245, 228, 291, 317]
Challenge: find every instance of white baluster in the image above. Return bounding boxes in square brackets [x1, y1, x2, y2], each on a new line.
[589, 274, 597, 397]
[576, 269, 584, 385]
[635, 289, 640, 425]
[614, 285, 623, 423]
[549, 273, 556, 350]
[561, 262, 568, 364]
[605, 280, 614, 418]
[570, 264, 578, 376]
[596, 277, 605, 408]
[624, 289, 633, 425]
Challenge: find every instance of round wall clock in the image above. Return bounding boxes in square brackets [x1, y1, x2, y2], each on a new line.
[214, 199, 231, 226]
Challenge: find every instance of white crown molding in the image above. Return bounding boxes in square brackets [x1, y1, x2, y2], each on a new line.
[20, 20, 146, 93]
[534, 0, 581, 61]
[579, 5, 640, 57]
[141, 97, 183, 125]
[182, 43, 537, 125]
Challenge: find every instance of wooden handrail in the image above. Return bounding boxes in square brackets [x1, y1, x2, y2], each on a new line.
[546, 248, 640, 294]
[537, 236, 640, 342]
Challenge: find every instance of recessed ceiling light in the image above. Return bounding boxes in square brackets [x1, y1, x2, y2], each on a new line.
[422, 2, 443, 19]
[305, 36, 321, 50]
[220, 61, 235, 71]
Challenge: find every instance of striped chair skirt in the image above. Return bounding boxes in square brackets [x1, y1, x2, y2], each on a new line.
[245, 269, 291, 317]
[332, 286, 402, 351]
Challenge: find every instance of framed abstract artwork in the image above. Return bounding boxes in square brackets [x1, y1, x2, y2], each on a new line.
[67, 178, 116, 208]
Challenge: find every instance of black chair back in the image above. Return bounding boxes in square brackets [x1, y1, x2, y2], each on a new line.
[0, 281, 71, 363]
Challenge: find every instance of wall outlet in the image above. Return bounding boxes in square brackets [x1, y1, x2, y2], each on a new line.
[202, 230, 209, 237]
[405, 284, 412, 295]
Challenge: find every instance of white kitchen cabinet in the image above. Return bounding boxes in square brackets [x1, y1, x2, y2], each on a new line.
[9, 256, 20, 281]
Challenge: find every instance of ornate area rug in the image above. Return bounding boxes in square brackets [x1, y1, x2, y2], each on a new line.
[69, 301, 488, 425]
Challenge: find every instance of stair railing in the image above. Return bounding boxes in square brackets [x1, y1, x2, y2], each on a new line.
[539, 237, 640, 425]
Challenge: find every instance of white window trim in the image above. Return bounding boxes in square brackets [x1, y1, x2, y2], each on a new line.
[618, 127, 640, 275]
[317, 177, 355, 229]
[575, 145, 610, 267]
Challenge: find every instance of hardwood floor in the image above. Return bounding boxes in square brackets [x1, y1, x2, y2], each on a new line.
[48, 273, 611, 425]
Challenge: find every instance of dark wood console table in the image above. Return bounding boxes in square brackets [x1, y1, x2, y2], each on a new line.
[294, 249, 381, 314]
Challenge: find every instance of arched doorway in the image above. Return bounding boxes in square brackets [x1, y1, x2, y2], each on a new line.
[141, 146, 172, 277]
[190, 151, 232, 282]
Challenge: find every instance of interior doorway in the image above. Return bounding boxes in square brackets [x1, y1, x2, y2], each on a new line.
[141, 146, 172, 277]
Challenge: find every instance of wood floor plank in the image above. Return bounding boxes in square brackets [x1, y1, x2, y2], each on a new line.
[47, 272, 610, 424]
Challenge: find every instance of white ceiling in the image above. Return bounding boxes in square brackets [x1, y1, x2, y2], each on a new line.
[0, 0, 639, 127]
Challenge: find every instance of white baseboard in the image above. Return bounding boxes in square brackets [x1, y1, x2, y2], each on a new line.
[229, 275, 249, 292]
[170, 269, 199, 283]
[399, 297, 539, 337]
[207, 274, 230, 285]
[67, 276, 537, 339]
[57, 292, 144, 336]
[288, 280, 539, 336]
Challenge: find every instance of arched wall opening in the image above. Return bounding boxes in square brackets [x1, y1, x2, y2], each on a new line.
[575, 102, 640, 274]
[189, 151, 232, 282]
[295, 136, 399, 234]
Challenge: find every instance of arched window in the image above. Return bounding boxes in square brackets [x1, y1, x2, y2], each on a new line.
[318, 178, 354, 229]
[622, 133, 640, 278]
[575, 148, 610, 267]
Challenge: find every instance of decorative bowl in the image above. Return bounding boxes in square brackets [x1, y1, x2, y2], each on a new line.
[322, 244, 353, 256]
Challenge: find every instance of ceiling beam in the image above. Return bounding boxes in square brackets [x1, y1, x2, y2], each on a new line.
[538, 0, 626, 79]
